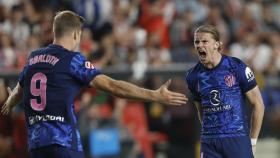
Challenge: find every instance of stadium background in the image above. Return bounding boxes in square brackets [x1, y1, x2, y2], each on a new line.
[0, 0, 280, 158]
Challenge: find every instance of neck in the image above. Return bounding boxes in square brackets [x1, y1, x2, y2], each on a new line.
[53, 37, 74, 51]
[204, 52, 222, 69]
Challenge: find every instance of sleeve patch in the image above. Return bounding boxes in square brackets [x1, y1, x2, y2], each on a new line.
[85, 61, 95, 69]
[245, 67, 255, 82]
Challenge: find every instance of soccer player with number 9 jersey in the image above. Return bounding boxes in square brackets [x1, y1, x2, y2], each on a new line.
[1, 11, 187, 158]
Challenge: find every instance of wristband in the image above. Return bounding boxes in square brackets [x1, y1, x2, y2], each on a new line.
[251, 138, 257, 145]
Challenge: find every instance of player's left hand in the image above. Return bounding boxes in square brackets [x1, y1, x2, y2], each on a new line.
[1, 87, 12, 115]
[156, 79, 188, 106]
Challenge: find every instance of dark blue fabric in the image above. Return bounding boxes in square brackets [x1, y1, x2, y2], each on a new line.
[200, 136, 254, 158]
[30, 144, 85, 158]
[70, 53, 101, 86]
[19, 44, 101, 151]
[185, 55, 257, 140]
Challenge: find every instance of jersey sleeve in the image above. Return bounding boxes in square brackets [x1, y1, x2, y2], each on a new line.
[236, 61, 257, 93]
[185, 70, 200, 102]
[70, 53, 101, 86]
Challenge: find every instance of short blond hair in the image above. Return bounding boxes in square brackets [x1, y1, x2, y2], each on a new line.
[53, 10, 85, 38]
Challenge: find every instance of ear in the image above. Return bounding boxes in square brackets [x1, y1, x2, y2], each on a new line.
[214, 41, 219, 49]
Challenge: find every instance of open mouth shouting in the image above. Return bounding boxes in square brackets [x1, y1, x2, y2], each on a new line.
[198, 50, 207, 61]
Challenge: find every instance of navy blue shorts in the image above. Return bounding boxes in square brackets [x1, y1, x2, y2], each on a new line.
[200, 136, 254, 158]
[30, 144, 85, 158]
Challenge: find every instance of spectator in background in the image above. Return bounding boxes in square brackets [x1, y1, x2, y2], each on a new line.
[0, 0, 20, 11]
[72, 0, 116, 68]
[261, 2, 279, 32]
[169, 10, 198, 63]
[112, 0, 150, 80]
[0, 79, 12, 158]
[238, 6, 262, 40]
[131, 28, 149, 81]
[266, 31, 280, 75]
[230, 31, 272, 73]
[72, 0, 114, 43]
[40, 7, 55, 46]
[89, 29, 114, 68]
[185, 0, 209, 24]
[246, 0, 263, 24]
[1, 4, 30, 50]
[138, 0, 178, 67]
[146, 32, 171, 67]
[113, 1, 138, 66]
[16, 34, 41, 70]
[262, 31, 280, 110]
[72, 0, 113, 30]
[205, 6, 230, 51]
[0, 79, 28, 158]
[0, 33, 16, 69]
[80, 28, 96, 60]
[138, 0, 173, 49]
[23, 1, 41, 36]
[0, 5, 7, 24]
[271, 0, 280, 28]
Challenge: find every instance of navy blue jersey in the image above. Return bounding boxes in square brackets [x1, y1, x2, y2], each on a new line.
[186, 55, 257, 140]
[19, 44, 101, 151]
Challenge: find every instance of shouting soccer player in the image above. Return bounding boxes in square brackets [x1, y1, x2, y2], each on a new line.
[1, 11, 187, 158]
[186, 25, 264, 158]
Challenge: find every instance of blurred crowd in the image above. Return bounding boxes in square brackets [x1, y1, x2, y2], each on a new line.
[0, 0, 280, 158]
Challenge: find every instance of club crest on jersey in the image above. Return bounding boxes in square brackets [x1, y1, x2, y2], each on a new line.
[224, 74, 235, 87]
[85, 61, 95, 69]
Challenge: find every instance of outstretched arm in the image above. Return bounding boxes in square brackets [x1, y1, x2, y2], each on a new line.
[90, 74, 188, 106]
[245, 86, 265, 153]
[1, 83, 23, 115]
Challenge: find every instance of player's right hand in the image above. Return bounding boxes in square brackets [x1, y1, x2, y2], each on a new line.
[156, 79, 188, 106]
[1, 87, 12, 115]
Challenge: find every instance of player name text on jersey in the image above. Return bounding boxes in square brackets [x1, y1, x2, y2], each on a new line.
[29, 55, 59, 66]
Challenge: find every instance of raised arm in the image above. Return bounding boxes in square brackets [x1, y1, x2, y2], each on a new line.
[90, 74, 187, 106]
[245, 86, 265, 152]
[1, 83, 23, 115]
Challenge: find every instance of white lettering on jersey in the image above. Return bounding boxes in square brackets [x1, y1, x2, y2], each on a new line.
[85, 61, 95, 69]
[245, 67, 255, 82]
[29, 115, 65, 125]
[203, 104, 232, 113]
